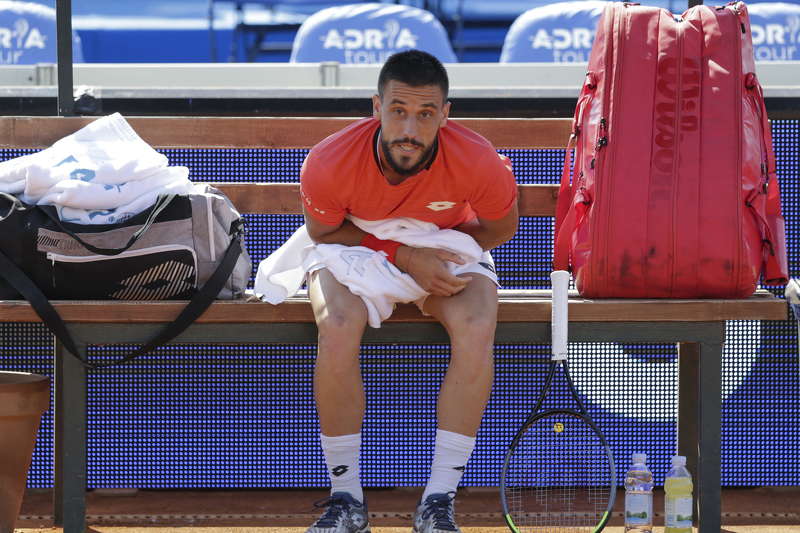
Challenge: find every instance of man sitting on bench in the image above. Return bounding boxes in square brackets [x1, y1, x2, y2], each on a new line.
[299, 50, 519, 533]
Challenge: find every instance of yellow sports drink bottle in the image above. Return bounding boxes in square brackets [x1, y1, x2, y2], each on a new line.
[664, 455, 693, 533]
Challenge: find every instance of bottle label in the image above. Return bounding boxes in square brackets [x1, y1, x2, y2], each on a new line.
[625, 492, 653, 527]
[665, 496, 693, 528]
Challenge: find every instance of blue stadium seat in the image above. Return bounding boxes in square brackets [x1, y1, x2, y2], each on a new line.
[747, 2, 800, 61]
[425, 0, 682, 62]
[497, 1, 800, 63]
[499, 1, 607, 63]
[0, 0, 83, 64]
[212, 1, 380, 61]
[290, 2, 456, 63]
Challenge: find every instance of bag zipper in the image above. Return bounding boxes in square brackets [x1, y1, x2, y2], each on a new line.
[732, 2, 745, 294]
[593, 3, 626, 296]
[205, 195, 216, 260]
[47, 244, 198, 289]
[47, 244, 197, 264]
[669, 20, 685, 296]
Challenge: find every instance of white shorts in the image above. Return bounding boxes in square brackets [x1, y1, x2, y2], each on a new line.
[413, 250, 499, 315]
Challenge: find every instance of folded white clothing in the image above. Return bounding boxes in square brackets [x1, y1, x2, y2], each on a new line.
[2, 113, 168, 191]
[349, 216, 482, 263]
[0, 113, 193, 223]
[57, 179, 202, 225]
[0, 178, 25, 196]
[34, 166, 191, 211]
[0, 159, 25, 189]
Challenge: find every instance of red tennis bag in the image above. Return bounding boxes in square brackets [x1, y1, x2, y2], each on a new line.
[553, 1, 788, 298]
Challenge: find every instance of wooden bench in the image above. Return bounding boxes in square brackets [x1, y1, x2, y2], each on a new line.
[0, 116, 787, 533]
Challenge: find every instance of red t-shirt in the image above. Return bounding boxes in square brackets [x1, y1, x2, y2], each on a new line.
[300, 117, 517, 229]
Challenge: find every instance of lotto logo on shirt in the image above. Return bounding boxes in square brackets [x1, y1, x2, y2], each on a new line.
[426, 201, 456, 212]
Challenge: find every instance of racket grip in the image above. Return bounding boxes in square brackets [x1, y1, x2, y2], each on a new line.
[550, 270, 570, 360]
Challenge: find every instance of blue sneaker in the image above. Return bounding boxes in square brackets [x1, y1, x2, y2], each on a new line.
[412, 492, 461, 533]
[306, 492, 371, 533]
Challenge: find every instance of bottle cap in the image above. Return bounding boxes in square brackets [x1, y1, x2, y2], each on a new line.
[672, 455, 687, 466]
[632, 453, 647, 463]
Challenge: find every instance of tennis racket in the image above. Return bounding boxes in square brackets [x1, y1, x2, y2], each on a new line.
[500, 270, 616, 533]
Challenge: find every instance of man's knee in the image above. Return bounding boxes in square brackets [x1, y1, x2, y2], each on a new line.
[309, 269, 368, 351]
[315, 311, 366, 376]
[317, 307, 367, 348]
[444, 305, 496, 349]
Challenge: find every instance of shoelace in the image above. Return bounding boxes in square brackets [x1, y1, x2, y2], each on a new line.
[420, 492, 458, 532]
[312, 494, 360, 528]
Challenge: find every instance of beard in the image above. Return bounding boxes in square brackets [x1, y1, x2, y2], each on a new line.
[379, 132, 437, 178]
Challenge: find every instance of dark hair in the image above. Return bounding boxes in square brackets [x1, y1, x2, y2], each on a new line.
[377, 50, 449, 101]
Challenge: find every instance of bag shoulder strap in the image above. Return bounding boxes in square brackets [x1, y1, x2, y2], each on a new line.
[748, 74, 789, 285]
[553, 73, 597, 271]
[553, 133, 577, 271]
[0, 248, 81, 356]
[0, 234, 243, 369]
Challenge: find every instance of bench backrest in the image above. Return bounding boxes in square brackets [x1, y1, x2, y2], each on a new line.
[0, 116, 572, 217]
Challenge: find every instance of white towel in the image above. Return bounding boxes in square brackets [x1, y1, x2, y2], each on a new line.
[253, 216, 483, 328]
[57, 177, 205, 225]
[349, 216, 482, 261]
[0, 113, 196, 223]
[251, 225, 321, 305]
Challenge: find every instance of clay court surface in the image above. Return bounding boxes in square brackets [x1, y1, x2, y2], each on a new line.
[14, 485, 800, 533]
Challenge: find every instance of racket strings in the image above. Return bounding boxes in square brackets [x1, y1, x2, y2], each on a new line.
[539, 366, 583, 413]
[504, 413, 613, 533]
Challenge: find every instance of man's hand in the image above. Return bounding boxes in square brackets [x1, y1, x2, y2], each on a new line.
[397, 246, 472, 296]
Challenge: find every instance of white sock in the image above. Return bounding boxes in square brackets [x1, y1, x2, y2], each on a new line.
[320, 432, 363, 503]
[421, 429, 476, 501]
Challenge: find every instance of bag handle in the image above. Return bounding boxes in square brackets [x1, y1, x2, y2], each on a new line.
[553, 73, 596, 271]
[553, 133, 577, 271]
[0, 233, 243, 369]
[39, 194, 177, 256]
[747, 73, 789, 285]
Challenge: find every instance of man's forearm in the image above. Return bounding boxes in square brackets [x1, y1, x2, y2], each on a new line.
[305, 217, 367, 246]
[452, 219, 518, 251]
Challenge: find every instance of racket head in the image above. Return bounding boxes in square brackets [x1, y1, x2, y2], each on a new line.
[500, 409, 616, 533]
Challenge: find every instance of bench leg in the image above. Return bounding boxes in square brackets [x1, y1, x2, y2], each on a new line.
[677, 341, 700, 524]
[53, 339, 87, 533]
[678, 323, 725, 533]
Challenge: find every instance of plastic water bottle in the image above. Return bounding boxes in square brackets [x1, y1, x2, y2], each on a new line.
[665, 455, 693, 533]
[624, 453, 653, 533]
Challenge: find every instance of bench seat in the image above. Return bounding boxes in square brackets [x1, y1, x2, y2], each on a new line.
[0, 289, 785, 324]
